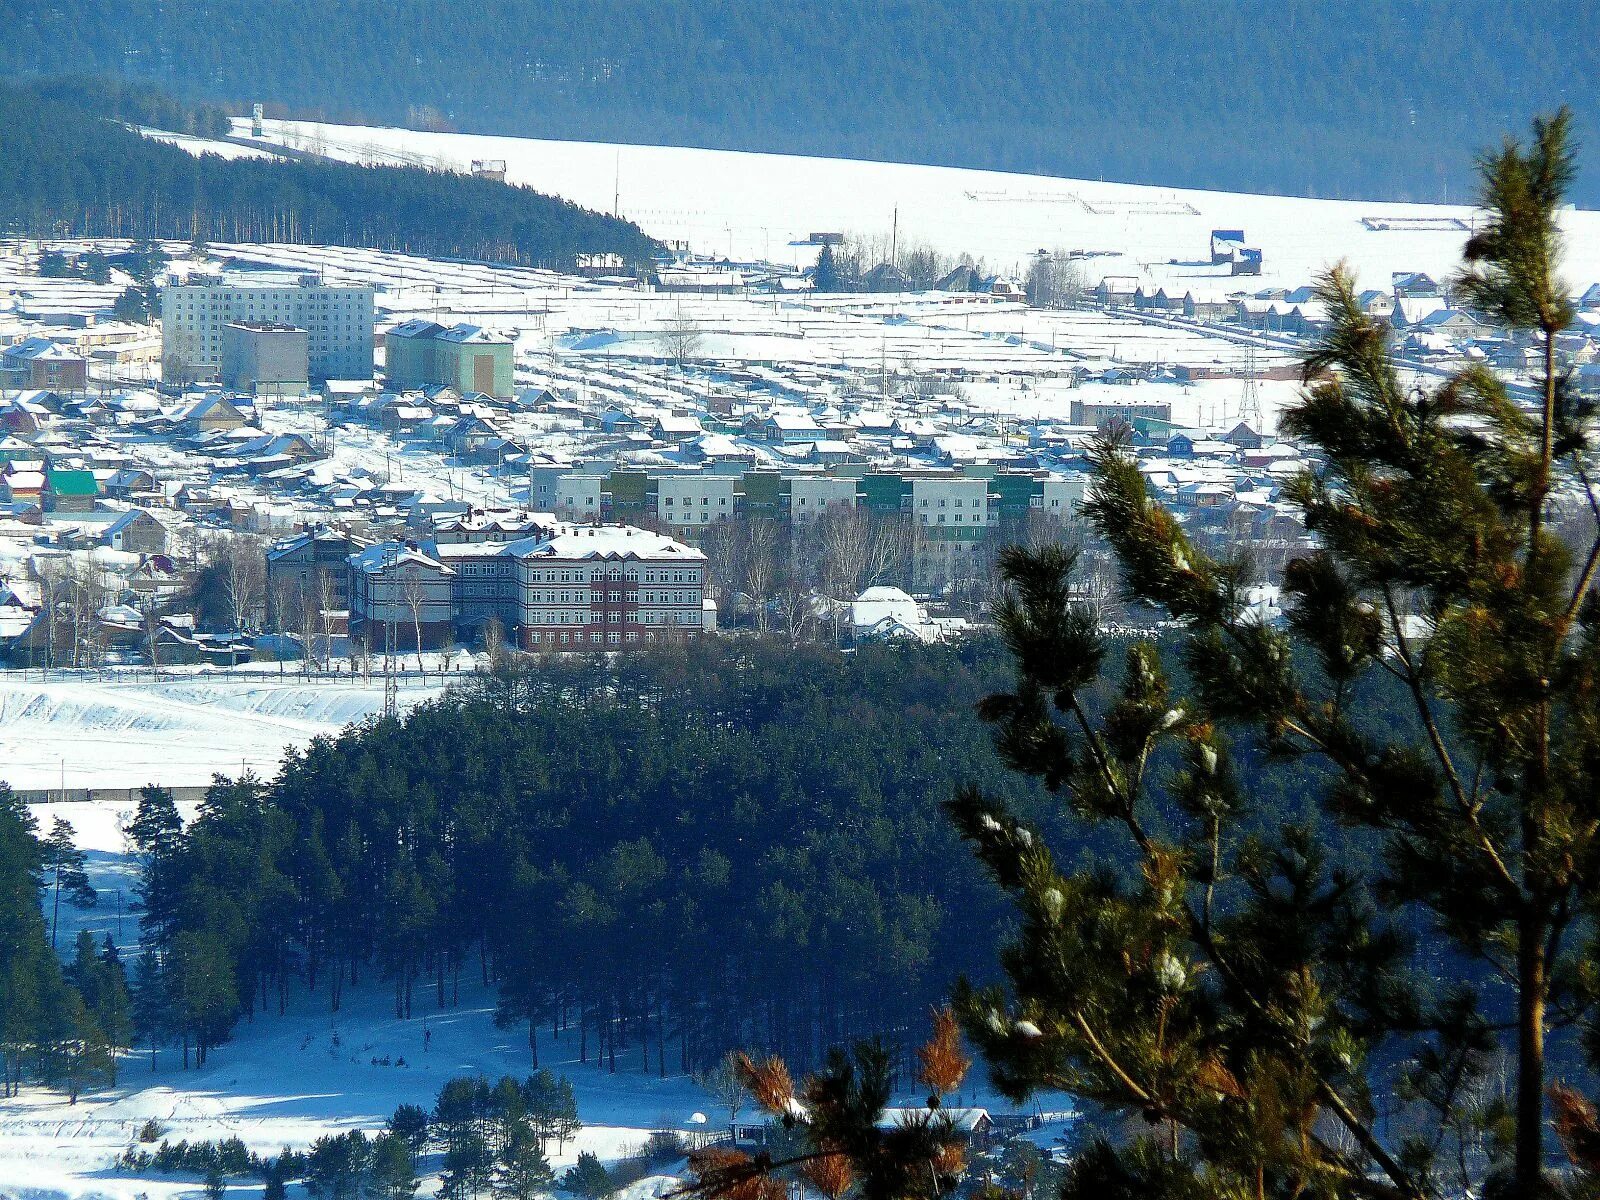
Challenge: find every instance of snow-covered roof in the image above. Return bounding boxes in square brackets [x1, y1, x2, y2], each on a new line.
[508, 523, 705, 563]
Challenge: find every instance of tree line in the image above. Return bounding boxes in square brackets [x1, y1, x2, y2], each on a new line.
[0, 789, 133, 1100]
[3, 2, 1597, 204]
[0, 81, 661, 269]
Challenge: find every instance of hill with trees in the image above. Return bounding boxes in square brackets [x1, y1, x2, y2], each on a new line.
[0, 81, 659, 268]
[3, 1, 1599, 204]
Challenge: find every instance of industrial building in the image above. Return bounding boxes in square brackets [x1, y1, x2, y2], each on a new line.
[161, 275, 374, 383]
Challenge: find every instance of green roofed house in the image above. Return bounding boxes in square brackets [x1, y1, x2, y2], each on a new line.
[46, 468, 100, 513]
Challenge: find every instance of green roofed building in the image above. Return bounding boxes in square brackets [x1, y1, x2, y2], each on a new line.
[46, 468, 99, 513]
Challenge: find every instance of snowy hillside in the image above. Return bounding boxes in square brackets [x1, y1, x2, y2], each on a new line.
[231, 119, 1600, 289]
[0, 675, 445, 791]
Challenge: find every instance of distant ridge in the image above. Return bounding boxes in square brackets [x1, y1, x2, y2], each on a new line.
[0, 80, 661, 268]
[1, 0, 1596, 205]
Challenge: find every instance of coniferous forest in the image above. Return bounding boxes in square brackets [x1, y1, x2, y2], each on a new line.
[0, 636, 1392, 1098]
[0, 81, 660, 268]
[2, 1, 1597, 204]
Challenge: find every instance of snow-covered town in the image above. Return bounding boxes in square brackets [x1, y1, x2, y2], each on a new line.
[5, 83, 1600, 1200]
[8, 124, 1600, 725]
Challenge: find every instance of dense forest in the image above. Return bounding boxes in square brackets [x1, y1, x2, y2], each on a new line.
[96, 641, 1076, 1082]
[0, 634, 1550, 1105]
[1, 1, 1596, 204]
[0, 81, 660, 268]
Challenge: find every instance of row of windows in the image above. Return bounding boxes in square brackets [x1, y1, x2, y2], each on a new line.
[524, 610, 699, 626]
[531, 630, 687, 645]
[524, 569, 697, 584]
[528, 590, 694, 605]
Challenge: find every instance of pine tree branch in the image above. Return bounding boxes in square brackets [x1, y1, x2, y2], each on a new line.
[1557, 457, 1600, 633]
[1378, 586, 1520, 900]
[1067, 1009, 1156, 1108]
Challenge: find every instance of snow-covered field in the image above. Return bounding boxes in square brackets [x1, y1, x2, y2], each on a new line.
[0, 976, 718, 1200]
[0, 674, 446, 791]
[230, 119, 1600, 290]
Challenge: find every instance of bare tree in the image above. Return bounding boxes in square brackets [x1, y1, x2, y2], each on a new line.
[663, 307, 704, 374]
[741, 519, 780, 633]
[270, 578, 296, 675]
[482, 615, 505, 671]
[299, 583, 319, 675]
[217, 534, 266, 634]
[699, 520, 742, 624]
[316, 569, 339, 669]
[693, 1051, 749, 1126]
[816, 507, 870, 597]
[142, 602, 163, 676]
[864, 513, 917, 588]
[401, 565, 427, 673]
[35, 557, 67, 671]
[1025, 250, 1086, 309]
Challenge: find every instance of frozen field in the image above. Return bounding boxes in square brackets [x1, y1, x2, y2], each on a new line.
[231, 119, 1600, 289]
[0, 674, 446, 791]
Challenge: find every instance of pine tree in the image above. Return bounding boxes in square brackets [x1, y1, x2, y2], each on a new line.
[683, 107, 1600, 1200]
[370, 1132, 420, 1200]
[491, 1125, 554, 1200]
[932, 109, 1592, 1200]
[561, 1153, 610, 1200]
[812, 243, 841, 293]
[41, 816, 95, 949]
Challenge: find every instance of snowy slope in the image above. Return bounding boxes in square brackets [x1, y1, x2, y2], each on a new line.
[0, 676, 445, 790]
[234, 119, 1600, 290]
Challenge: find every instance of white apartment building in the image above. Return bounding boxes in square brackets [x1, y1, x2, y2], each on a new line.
[1039, 476, 1088, 516]
[162, 275, 375, 383]
[554, 474, 603, 522]
[513, 524, 710, 649]
[909, 477, 994, 532]
[656, 472, 737, 527]
[788, 476, 858, 522]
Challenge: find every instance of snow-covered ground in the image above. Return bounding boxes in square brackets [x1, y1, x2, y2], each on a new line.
[230, 119, 1600, 289]
[0, 673, 447, 791]
[0, 976, 715, 1200]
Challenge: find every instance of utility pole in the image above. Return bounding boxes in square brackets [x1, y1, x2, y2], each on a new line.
[382, 544, 399, 719]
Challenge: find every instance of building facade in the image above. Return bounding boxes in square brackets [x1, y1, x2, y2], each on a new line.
[513, 525, 710, 650]
[385, 320, 514, 399]
[220, 322, 310, 395]
[162, 277, 375, 383]
[348, 543, 456, 652]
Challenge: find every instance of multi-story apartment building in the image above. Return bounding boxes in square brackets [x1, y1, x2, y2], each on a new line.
[513, 524, 709, 650]
[788, 475, 859, 523]
[161, 275, 375, 383]
[554, 473, 603, 522]
[265, 525, 368, 628]
[348, 543, 456, 652]
[385, 320, 515, 399]
[655, 472, 738, 528]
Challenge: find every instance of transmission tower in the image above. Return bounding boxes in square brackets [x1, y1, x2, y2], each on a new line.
[1239, 342, 1262, 430]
